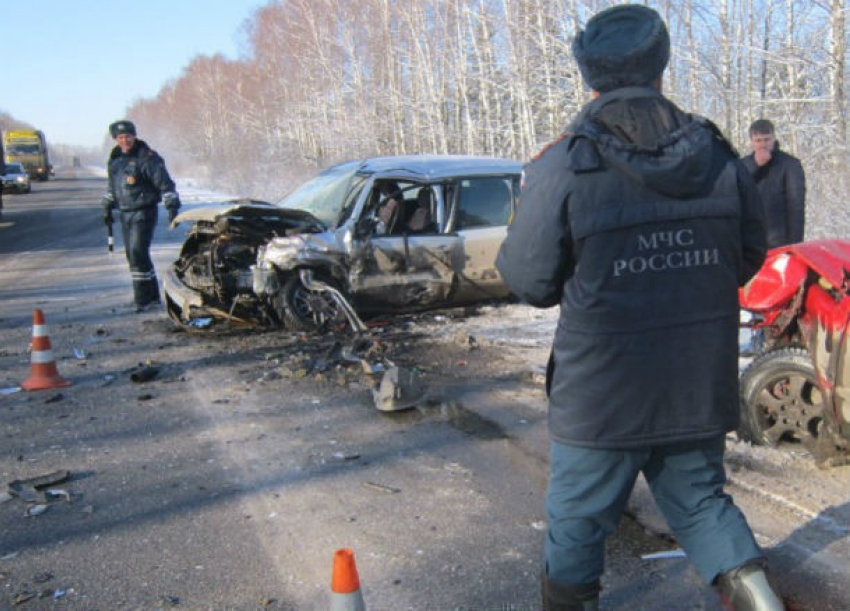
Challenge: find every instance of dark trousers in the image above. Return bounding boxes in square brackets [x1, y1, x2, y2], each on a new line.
[120, 208, 160, 306]
[545, 436, 763, 587]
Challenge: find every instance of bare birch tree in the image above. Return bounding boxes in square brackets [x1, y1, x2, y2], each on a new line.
[121, 0, 847, 234]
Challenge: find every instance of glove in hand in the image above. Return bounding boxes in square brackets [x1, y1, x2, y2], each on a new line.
[101, 197, 114, 225]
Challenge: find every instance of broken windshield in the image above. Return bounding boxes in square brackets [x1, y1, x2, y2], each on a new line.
[276, 160, 361, 228]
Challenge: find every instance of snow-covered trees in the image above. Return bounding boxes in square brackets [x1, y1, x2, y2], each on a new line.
[125, 0, 848, 235]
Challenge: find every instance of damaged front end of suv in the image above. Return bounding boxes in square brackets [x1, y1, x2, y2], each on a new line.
[163, 155, 521, 332]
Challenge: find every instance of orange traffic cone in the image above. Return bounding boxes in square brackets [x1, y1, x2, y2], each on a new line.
[21, 309, 72, 391]
[330, 548, 366, 611]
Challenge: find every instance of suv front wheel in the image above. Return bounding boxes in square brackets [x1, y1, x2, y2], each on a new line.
[278, 274, 344, 331]
[738, 346, 824, 451]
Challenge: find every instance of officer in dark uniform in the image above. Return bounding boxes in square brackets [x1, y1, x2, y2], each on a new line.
[102, 120, 180, 312]
[497, 5, 783, 611]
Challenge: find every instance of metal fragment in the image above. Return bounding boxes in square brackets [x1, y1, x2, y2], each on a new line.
[362, 481, 401, 494]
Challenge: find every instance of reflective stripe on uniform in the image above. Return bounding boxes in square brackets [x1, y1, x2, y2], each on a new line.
[131, 271, 157, 281]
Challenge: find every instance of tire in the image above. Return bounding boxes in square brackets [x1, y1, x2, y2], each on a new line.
[738, 346, 825, 450]
[278, 274, 345, 332]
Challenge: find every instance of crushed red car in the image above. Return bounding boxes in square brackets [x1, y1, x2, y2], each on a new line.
[738, 239, 850, 464]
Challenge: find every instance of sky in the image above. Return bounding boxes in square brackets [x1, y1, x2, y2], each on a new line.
[1, 0, 267, 149]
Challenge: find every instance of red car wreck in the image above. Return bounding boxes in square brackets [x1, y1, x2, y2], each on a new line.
[739, 239, 850, 465]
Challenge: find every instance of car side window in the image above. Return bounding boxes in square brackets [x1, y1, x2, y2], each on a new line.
[455, 177, 514, 229]
[365, 180, 439, 236]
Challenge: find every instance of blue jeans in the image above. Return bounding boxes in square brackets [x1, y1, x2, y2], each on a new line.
[545, 436, 762, 586]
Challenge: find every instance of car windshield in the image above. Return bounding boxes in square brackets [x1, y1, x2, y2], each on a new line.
[275, 161, 361, 228]
[8, 144, 39, 155]
[7, 163, 24, 173]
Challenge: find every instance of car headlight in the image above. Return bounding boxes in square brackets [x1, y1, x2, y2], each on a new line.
[16, 177, 26, 183]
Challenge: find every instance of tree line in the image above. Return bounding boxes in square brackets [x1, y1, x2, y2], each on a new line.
[12, 0, 850, 237]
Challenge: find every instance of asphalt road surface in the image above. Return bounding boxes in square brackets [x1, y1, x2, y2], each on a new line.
[1, 168, 847, 610]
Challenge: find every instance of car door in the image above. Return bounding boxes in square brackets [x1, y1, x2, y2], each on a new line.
[348, 181, 464, 309]
[447, 176, 518, 302]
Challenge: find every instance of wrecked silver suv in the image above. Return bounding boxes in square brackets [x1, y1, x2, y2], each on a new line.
[163, 155, 521, 331]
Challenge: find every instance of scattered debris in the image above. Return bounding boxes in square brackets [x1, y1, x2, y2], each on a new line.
[2, 552, 20, 561]
[372, 366, 424, 412]
[130, 366, 160, 383]
[72, 347, 87, 360]
[44, 393, 64, 404]
[188, 318, 214, 329]
[360, 359, 386, 376]
[8, 470, 71, 503]
[332, 452, 361, 461]
[45, 489, 72, 503]
[33, 572, 53, 584]
[2, 386, 22, 395]
[13, 591, 36, 605]
[26, 504, 49, 517]
[362, 481, 401, 494]
[158, 595, 181, 607]
[0, 491, 12, 504]
[259, 370, 282, 382]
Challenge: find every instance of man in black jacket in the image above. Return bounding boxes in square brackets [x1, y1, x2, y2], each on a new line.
[742, 119, 806, 248]
[496, 5, 783, 611]
[102, 120, 180, 312]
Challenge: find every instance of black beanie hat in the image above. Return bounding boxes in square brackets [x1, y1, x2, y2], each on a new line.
[572, 4, 670, 93]
[109, 120, 137, 138]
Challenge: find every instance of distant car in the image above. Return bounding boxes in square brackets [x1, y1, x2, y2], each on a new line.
[163, 155, 522, 330]
[1, 162, 32, 194]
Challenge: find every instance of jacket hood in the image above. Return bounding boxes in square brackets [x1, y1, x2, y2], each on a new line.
[571, 88, 728, 198]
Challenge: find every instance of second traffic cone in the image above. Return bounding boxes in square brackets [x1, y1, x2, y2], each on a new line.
[21, 309, 72, 391]
[330, 548, 366, 611]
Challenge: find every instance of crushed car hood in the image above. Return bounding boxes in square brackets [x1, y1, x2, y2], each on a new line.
[170, 199, 325, 230]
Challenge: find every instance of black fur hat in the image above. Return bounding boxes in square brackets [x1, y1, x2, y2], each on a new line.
[109, 120, 137, 138]
[572, 4, 670, 92]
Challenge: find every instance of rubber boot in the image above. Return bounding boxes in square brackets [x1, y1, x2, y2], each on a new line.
[542, 572, 600, 611]
[715, 561, 785, 611]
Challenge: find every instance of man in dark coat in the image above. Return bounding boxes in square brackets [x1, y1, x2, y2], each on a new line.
[742, 119, 806, 248]
[496, 5, 784, 611]
[102, 120, 180, 311]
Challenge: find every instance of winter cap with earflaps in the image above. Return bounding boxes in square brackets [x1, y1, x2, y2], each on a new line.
[572, 4, 670, 93]
[109, 120, 137, 138]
